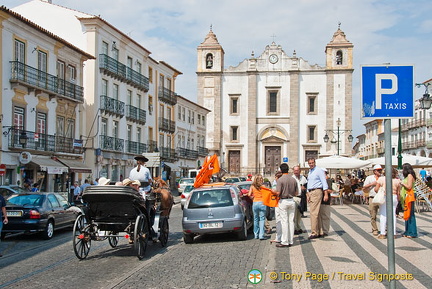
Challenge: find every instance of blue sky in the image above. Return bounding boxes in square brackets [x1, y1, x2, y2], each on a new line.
[2, 0, 432, 137]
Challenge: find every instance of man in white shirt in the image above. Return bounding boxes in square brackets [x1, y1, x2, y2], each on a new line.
[129, 155, 152, 195]
[362, 164, 383, 236]
[292, 165, 307, 234]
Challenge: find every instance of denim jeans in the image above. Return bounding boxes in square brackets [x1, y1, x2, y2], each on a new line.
[252, 201, 266, 239]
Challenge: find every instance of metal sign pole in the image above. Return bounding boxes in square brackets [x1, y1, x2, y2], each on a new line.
[384, 119, 396, 289]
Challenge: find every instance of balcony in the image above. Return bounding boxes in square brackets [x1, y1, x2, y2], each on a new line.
[4, 127, 83, 154]
[177, 147, 198, 160]
[158, 117, 176, 134]
[197, 146, 209, 157]
[126, 105, 146, 124]
[125, 140, 148, 154]
[158, 86, 177, 105]
[100, 135, 124, 152]
[9, 61, 84, 102]
[100, 95, 125, 117]
[99, 54, 149, 91]
[160, 146, 177, 162]
[147, 140, 157, 153]
[402, 140, 426, 150]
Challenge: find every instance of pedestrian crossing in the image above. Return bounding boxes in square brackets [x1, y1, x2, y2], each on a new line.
[263, 203, 432, 288]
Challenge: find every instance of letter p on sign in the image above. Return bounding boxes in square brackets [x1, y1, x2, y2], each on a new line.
[376, 74, 398, 109]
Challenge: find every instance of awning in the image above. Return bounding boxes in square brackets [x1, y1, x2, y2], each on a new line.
[30, 156, 68, 174]
[163, 162, 181, 171]
[57, 158, 92, 173]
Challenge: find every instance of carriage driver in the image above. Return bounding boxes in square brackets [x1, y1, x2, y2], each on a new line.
[129, 155, 157, 240]
[129, 155, 153, 197]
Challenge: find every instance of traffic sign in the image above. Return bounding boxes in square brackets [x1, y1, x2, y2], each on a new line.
[361, 65, 414, 119]
[283, 157, 288, 163]
[0, 164, 6, 176]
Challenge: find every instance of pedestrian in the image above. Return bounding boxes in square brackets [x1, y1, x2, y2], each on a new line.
[292, 165, 307, 233]
[400, 163, 418, 238]
[363, 164, 383, 236]
[273, 163, 298, 247]
[80, 179, 91, 193]
[247, 174, 268, 240]
[73, 181, 81, 203]
[31, 183, 39, 192]
[375, 167, 400, 239]
[246, 174, 252, 181]
[419, 167, 427, 182]
[318, 168, 332, 237]
[306, 158, 329, 239]
[0, 193, 8, 257]
[270, 171, 283, 244]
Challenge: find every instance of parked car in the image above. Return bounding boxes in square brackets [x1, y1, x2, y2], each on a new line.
[0, 185, 28, 198]
[1, 192, 82, 240]
[238, 177, 247, 182]
[178, 178, 195, 195]
[180, 185, 195, 210]
[233, 181, 253, 226]
[224, 177, 241, 183]
[182, 183, 252, 243]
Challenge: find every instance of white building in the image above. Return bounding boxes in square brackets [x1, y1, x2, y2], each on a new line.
[175, 95, 210, 177]
[0, 6, 93, 191]
[13, 0, 182, 185]
[197, 26, 354, 176]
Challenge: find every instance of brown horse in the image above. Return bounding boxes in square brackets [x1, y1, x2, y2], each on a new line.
[152, 177, 174, 217]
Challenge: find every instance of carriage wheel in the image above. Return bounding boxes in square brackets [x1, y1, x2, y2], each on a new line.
[134, 214, 149, 260]
[158, 216, 169, 247]
[73, 214, 91, 260]
[108, 232, 119, 248]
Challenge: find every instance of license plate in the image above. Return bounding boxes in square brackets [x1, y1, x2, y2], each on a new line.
[7, 211, 22, 217]
[199, 222, 223, 229]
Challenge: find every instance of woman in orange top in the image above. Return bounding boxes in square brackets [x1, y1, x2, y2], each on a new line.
[248, 175, 267, 240]
[400, 163, 417, 238]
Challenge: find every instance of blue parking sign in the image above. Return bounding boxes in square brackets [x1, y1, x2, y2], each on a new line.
[361, 65, 414, 119]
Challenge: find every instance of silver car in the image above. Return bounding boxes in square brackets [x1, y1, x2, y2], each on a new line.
[180, 185, 194, 210]
[177, 178, 195, 194]
[182, 184, 251, 243]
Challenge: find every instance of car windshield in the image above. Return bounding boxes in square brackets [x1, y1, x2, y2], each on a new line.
[188, 189, 233, 208]
[7, 194, 44, 206]
[181, 179, 195, 184]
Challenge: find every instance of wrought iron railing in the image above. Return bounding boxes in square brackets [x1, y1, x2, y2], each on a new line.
[158, 86, 177, 105]
[177, 147, 198, 160]
[197, 146, 209, 157]
[100, 95, 125, 116]
[158, 117, 176, 134]
[10, 61, 84, 102]
[100, 135, 124, 152]
[99, 54, 149, 91]
[5, 127, 83, 154]
[125, 140, 148, 154]
[126, 105, 146, 124]
[160, 146, 177, 162]
[147, 140, 157, 152]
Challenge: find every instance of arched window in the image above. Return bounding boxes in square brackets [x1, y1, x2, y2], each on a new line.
[336, 50, 343, 65]
[206, 53, 213, 69]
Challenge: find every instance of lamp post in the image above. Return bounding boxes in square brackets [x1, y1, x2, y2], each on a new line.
[416, 82, 431, 170]
[323, 118, 354, 155]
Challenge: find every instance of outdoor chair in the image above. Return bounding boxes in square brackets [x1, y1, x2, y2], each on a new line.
[330, 183, 343, 205]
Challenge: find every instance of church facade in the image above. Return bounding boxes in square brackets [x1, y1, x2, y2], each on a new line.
[197, 27, 354, 176]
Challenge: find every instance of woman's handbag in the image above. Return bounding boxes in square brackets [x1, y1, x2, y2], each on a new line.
[372, 187, 386, 205]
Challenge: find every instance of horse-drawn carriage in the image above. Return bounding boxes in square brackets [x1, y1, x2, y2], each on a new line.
[72, 181, 171, 260]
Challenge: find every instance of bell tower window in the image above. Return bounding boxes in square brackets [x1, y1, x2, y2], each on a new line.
[336, 50, 343, 65]
[206, 53, 213, 69]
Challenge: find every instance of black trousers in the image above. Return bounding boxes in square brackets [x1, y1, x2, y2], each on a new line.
[299, 189, 307, 213]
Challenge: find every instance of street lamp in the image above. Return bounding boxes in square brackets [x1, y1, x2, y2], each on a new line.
[323, 118, 353, 155]
[416, 82, 432, 110]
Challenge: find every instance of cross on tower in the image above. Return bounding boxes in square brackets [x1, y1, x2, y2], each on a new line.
[271, 34, 276, 43]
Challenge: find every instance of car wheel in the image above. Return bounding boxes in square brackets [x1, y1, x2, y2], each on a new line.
[41, 220, 54, 240]
[183, 233, 194, 244]
[237, 220, 248, 241]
